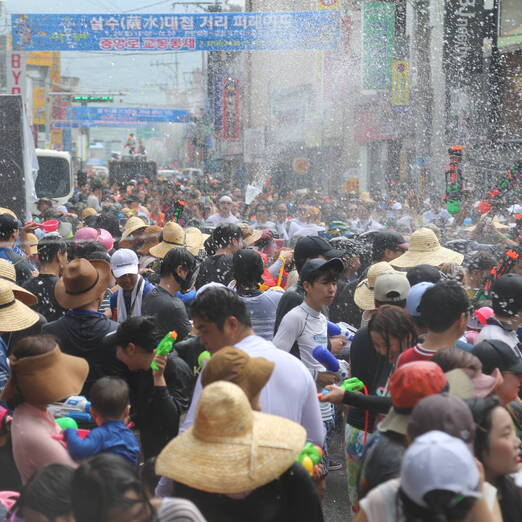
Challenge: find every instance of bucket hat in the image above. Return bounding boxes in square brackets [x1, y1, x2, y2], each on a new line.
[1, 344, 88, 406]
[0, 259, 37, 306]
[136, 225, 162, 255]
[201, 347, 275, 402]
[239, 223, 263, 246]
[121, 216, 147, 240]
[391, 228, 464, 268]
[155, 381, 306, 494]
[149, 222, 185, 259]
[54, 258, 110, 309]
[354, 262, 396, 311]
[0, 281, 39, 332]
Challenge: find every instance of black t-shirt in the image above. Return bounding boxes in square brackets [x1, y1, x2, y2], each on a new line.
[173, 463, 324, 522]
[142, 287, 191, 341]
[347, 326, 392, 431]
[23, 274, 65, 322]
[195, 254, 233, 289]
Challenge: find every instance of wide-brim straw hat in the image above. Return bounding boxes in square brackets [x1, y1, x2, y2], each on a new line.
[0, 281, 39, 332]
[137, 225, 163, 255]
[25, 232, 38, 255]
[354, 261, 396, 311]
[1, 345, 88, 406]
[239, 223, 263, 246]
[156, 381, 306, 494]
[81, 207, 99, 220]
[0, 207, 17, 218]
[465, 216, 511, 233]
[391, 228, 464, 268]
[54, 258, 110, 309]
[121, 216, 147, 240]
[185, 227, 209, 256]
[0, 259, 37, 306]
[149, 222, 185, 259]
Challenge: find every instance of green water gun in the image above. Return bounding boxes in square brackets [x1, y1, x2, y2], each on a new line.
[318, 377, 364, 398]
[296, 442, 323, 476]
[151, 331, 178, 371]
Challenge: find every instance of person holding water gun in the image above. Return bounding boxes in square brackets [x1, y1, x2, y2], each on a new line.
[109, 316, 194, 459]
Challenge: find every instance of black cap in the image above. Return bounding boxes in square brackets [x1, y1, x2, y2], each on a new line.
[328, 237, 362, 258]
[471, 340, 522, 375]
[373, 230, 409, 253]
[406, 264, 442, 287]
[300, 258, 345, 283]
[0, 213, 20, 235]
[491, 274, 522, 317]
[294, 236, 344, 262]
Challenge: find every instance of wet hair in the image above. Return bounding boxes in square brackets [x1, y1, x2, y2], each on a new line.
[431, 347, 482, 374]
[406, 264, 441, 287]
[10, 464, 74, 521]
[191, 286, 251, 330]
[303, 267, 341, 286]
[465, 251, 497, 272]
[72, 454, 153, 522]
[212, 224, 242, 249]
[114, 315, 161, 353]
[73, 241, 110, 263]
[160, 247, 196, 278]
[399, 488, 476, 522]
[37, 235, 67, 264]
[90, 376, 129, 419]
[419, 281, 469, 333]
[368, 305, 418, 356]
[232, 248, 264, 287]
[439, 263, 466, 284]
[13, 334, 57, 359]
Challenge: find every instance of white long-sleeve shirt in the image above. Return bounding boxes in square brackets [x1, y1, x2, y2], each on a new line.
[181, 334, 324, 447]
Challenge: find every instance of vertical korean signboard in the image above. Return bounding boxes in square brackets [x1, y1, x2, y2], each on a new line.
[6, 50, 26, 96]
[391, 60, 410, 108]
[223, 78, 240, 142]
[362, 2, 395, 90]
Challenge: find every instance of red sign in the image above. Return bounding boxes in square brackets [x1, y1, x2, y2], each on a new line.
[222, 78, 240, 142]
[7, 51, 26, 96]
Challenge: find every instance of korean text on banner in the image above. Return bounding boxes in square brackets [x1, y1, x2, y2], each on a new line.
[391, 61, 410, 107]
[12, 12, 340, 52]
[361, 2, 395, 90]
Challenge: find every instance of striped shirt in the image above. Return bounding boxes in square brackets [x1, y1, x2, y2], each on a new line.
[158, 498, 207, 522]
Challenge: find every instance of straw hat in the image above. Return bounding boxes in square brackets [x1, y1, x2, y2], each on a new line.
[354, 262, 396, 311]
[391, 228, 464, 269]
[54, 258, 110, 309]
[239, 223, 263, 246]
[136, 225, 163, 255]
[81, 207, 99, 220]
[1, 344, 88, 406]
[0, 207, 16, 218]
[121, 216, 147, 240]
[0, 281, 39, 332]
[0, 259, 37, 306]
[149, 222, 185, 259]
[465, 216, 511, 233]
[25, 233, 38, 255]
[185, 227, 209, 257]
[156, 381, 306, 494]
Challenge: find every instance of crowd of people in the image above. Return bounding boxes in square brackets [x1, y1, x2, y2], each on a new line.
[0, 171, 521, 522]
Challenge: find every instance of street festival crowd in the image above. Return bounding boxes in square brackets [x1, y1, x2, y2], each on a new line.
[0, 170, 521, 522]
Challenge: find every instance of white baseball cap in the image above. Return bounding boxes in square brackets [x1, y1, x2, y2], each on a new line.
[401, 430, 481, 508]
[219, 195, 233, 204]
[110, 248, 139, 278]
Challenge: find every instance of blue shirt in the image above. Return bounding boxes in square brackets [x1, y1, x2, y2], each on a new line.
[64, 420, 140, 466]
[0, 338, 9, 393]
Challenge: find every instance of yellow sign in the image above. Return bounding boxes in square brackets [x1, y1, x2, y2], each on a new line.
[343, 178, 359, 194]
[317, 0, 340, 10]
[26, 51, 53, 67]
[392, 61, 410, 106]
[292, 158, 310, 175]
[32, 87, 46, 125]
[50, 129, 63, 150]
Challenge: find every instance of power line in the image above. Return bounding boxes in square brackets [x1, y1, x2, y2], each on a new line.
[123, 0, 173, 12]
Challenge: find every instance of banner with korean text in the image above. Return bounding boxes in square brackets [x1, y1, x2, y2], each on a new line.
[12, 12, 340, 52]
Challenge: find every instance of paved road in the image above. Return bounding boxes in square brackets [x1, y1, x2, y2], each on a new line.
[323, 420, 351, 521]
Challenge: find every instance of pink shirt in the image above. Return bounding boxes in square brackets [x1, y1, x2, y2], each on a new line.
[11, 403, 77, 483]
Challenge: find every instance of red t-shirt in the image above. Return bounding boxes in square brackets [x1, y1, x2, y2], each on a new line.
[397, 344, 438, 367]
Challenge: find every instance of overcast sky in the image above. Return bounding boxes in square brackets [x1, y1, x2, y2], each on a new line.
[5, 0, 236, 105]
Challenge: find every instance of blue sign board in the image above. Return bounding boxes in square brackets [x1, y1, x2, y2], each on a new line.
[54, 106, 190, 128]
[12, 12, 340, 52]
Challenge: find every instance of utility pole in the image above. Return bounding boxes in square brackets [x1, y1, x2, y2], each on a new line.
[412, 0, 433, 191]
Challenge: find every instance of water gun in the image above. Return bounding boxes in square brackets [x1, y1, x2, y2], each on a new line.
[151, 331, 178, 371]
[318, 377, 365, 399]
[443, 146, 464, 215]
[197, 350, 211, 370]
[312, 345, 349, 381]
[477, 158, 522, 215]
[474, 248, 520, 301]
[48, 395, 92, 424]
[171, 199, 186, 225]
[327, 321, 356, 343]
[296, 442, 323, 476]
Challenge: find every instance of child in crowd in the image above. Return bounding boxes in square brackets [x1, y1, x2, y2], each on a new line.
[63, 376, 140, 466]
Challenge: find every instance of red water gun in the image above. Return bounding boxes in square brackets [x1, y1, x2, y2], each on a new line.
[475, 248, 520, 301]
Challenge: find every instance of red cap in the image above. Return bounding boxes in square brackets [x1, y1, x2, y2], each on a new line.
[389, 361, 447, 410]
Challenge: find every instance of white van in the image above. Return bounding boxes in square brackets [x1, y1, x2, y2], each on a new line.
[34, 149, 74, 208]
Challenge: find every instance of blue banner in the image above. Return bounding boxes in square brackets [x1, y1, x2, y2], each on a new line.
[12, 12, 340, 52]
[54, 106, 190, 128]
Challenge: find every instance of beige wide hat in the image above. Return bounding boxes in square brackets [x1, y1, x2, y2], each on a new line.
[156, 381, 306, 494]
[149, 222, 185, 259]
[0, 259, 37, 306]
[0, 281, 39, 332]
[185, 227, 209, 257]
[239, 223, 263, 246]
[391, 228, 464, 269]
[25, 233, 39, 255]
[121, 216, 147, 240]
[0, 208, 17, 218]
[354, 261, 396, 311]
